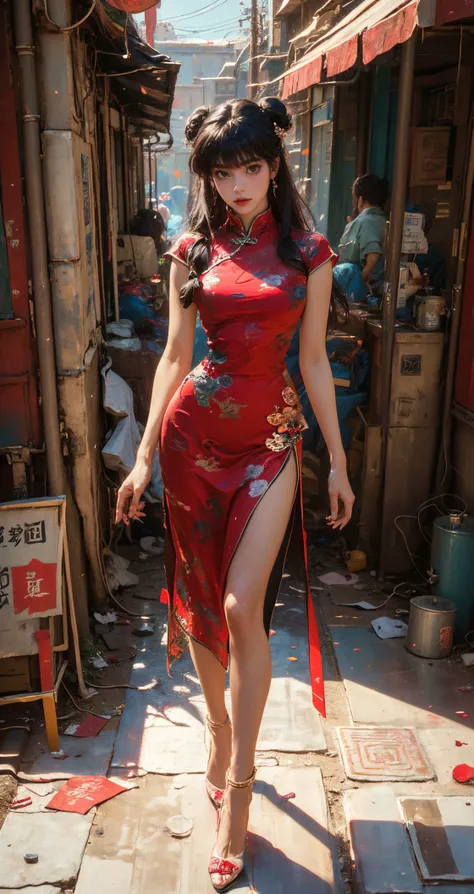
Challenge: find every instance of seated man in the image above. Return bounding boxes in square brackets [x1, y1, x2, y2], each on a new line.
[334, 173, 389, 302]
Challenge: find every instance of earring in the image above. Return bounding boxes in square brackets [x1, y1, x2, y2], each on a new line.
[272, 177, 278, 198]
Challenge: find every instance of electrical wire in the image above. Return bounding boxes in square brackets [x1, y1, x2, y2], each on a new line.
[395, 491, 468, 580]
[83, 679, 157, 692]
[166, 0, 232, 21]
[43, 0, 97, 32]
[61, 679, 120, 719]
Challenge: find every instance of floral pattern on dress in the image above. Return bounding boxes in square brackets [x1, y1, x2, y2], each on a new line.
[161, 208, 335, 717]
[190, 367, 233, 407]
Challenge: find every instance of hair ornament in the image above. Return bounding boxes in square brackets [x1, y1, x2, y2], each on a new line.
[274, 122, 288, 140]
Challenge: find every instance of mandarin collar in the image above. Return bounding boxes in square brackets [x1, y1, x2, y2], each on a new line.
[224, 206, 276, 239]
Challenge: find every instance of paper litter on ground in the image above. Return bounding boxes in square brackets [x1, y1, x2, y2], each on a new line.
[371, 616, 408, 639]
[94, 612, 117, 625]
[462, 654, 474, 667]
[318, 572, 359, 586]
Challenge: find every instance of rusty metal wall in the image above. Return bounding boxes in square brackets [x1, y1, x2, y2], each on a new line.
[0, 0, 41, 450]
[38, 4, 107, 608]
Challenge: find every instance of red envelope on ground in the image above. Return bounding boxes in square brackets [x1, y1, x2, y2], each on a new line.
[74, 714, 108, 738]
[46, 776, 127, 814]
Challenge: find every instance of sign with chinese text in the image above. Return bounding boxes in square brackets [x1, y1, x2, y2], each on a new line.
[0, 498, 65, 622]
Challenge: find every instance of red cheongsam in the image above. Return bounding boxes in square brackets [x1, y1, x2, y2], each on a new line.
[161, 207, 336, 717]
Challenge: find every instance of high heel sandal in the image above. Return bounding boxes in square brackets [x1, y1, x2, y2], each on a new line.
[208, 766, 257, 892]
[205, 714, 231, 811]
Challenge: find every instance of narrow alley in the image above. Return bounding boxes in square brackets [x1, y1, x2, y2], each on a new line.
[1, 1, 474, 893]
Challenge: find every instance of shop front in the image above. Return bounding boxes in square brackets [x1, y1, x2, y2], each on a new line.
[278, 0, 474, 574]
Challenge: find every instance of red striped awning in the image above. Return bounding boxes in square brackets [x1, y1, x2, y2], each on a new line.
[326, 35, 358, 78]
[363, 1, 418, 64]
[281, 0, 425, 99]
[281, 56, 322, 100]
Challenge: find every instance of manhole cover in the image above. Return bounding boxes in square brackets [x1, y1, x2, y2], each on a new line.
[337, 726, 435, 781]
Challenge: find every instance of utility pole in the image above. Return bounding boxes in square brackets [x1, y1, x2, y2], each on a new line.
[249, 0, 259, 99]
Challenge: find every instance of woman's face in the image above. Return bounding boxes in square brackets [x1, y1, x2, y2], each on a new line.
[210, 157, 278, 221]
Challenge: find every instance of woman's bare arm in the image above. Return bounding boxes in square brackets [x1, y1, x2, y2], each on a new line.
[115, 260, 197, 523]
[299, 261, 354, 528]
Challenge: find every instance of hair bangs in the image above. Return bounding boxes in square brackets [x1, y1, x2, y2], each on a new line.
[193, 122, 272, 176]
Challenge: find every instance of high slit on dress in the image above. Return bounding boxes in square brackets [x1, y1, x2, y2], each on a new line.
[160, 207, 336, 717]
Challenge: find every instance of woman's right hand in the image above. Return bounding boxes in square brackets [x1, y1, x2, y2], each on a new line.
[115, 459, 152, 526]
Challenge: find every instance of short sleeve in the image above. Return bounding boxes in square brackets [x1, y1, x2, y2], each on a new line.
[298, 232, 338, 276]
[358, 219, 383, 262]
[164, 232, 199, 267]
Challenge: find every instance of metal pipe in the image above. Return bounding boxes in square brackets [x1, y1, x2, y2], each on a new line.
[436, 117, 474, 489]
[380, 34, 417, 441]
[13, 0, 65, 495]
[121, 113, 131, 230]
[249, 0, 258, 99]
[356, 72, 371, 178]
[148, 140, 153, 210]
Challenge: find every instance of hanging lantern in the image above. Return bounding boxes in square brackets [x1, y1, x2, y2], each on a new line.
[106, 0, 161, 12]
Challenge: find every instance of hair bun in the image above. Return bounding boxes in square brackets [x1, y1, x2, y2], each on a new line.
[185, 106, 210, 145]
[258, 97, 292, 134]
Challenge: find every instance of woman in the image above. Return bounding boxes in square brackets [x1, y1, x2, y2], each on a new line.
[116, 97, 354, 891]
[334, 173, 389, 302]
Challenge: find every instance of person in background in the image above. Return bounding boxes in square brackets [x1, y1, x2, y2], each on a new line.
[334, 173, 389, 303]
[131, 208, 167, 260]
[158, 203, 171, 228]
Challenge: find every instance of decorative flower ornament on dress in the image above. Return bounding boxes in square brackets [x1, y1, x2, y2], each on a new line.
[265, 386, 307, 452]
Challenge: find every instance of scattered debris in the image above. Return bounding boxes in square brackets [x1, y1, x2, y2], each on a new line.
[279, 791, 296, 801]
[345, 550, 367, 573]
[140, 536, 164, 556]
[318, 572, 358, 586]
[51, 751, 69, 761]
[104, 551, 139, 591]
[456, 741, 468, 747]
[11, 796, 33, 810]
[456, 712, 469, 719]
[371, 617, 408, 640]
[255, 756, 278, 767]
[458, 685, 474, 692]
[24, 854, 39, 864]
[91, 656, 108, 670]
[461, 654, 474, 667]
[172, 776, 188, 790]
[269, 629, 276, 636]
[453, 764, 474, 784]
[46, 776, 128, 815]
[94, 612, 118, 625]
[132, 620, 155, 637]
[64, 715, 109, 738]
[165, 815, 194, 839]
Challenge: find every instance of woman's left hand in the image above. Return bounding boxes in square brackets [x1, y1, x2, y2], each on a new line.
[327, 466, 355, 530]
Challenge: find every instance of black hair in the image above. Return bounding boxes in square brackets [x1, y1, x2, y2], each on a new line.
[179, 97, 346, 328]
[353, 174, 389, 210]
[132, 208, 165, 241]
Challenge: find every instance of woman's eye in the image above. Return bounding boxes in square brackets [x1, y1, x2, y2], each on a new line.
[214, 171, 228, 180]
[248, 164, 261, 174]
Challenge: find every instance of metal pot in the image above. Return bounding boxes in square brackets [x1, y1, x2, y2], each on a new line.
[406, 595, 456, 659]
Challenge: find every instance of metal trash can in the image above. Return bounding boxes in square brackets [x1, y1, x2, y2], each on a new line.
[431, 512, 474, 641]
[406, 595, 456, 659]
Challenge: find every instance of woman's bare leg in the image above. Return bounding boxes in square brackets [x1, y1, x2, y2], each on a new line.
[215, 453, 297, 871]
[187, 638, 231, 790]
